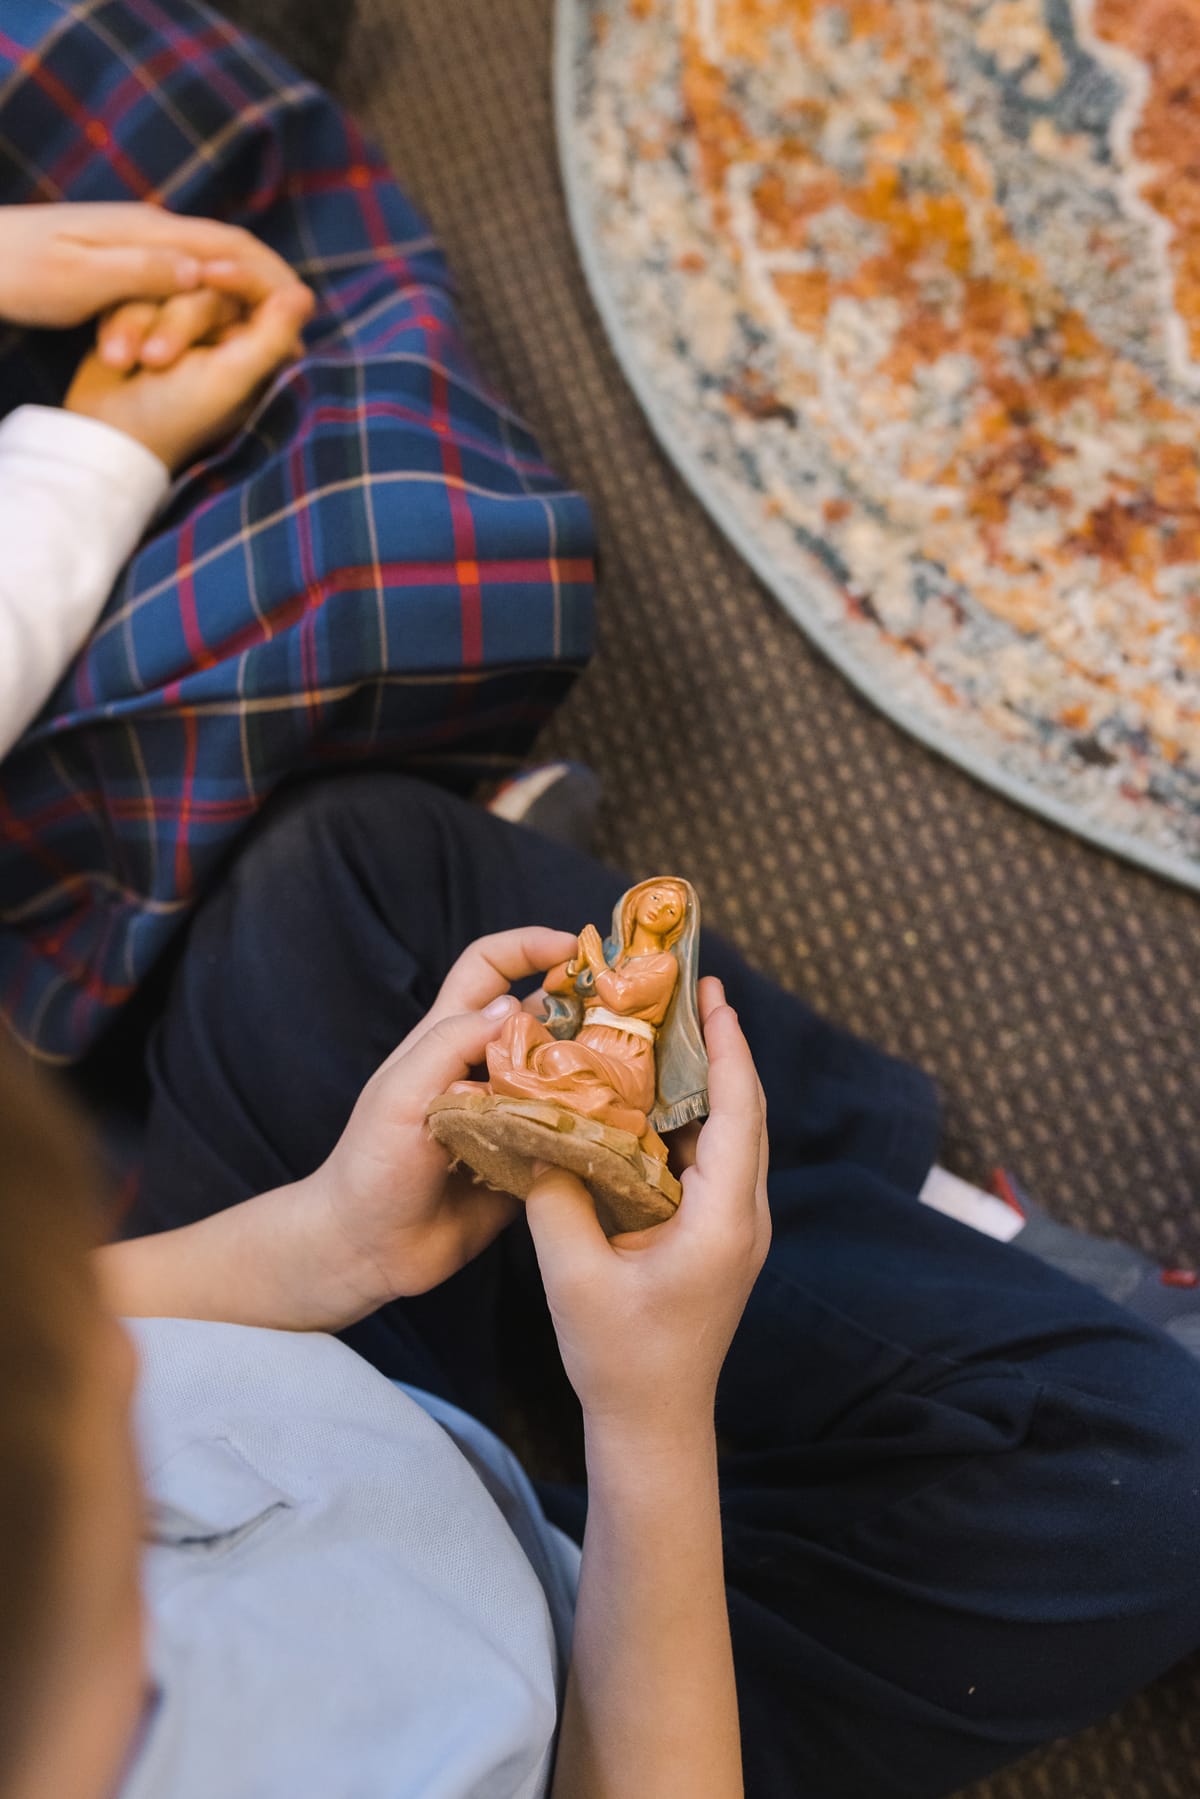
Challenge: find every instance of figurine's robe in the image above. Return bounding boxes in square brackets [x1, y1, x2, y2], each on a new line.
[482, 951, 678, 1140]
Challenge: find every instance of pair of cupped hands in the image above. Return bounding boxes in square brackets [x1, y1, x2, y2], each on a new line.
[0, 201, 315, 470]
[297, 926, 772, 1441]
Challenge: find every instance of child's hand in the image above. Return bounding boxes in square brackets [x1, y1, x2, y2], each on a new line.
[95, 254, 301, 372]
[305, 926, 579, 1319]
[100, 928, 579, 1337]
[0, 202, 295, 329]
[64, 283, 315, 471]
[526, 977, 771, 1446]
[95, 286, 246, 373]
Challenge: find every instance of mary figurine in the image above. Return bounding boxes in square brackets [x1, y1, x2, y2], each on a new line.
[427, 877, 709, 1234]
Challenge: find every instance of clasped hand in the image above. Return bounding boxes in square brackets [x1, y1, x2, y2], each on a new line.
[298, 926, 771, 1440]
[298, 926, 580, 1318]
[0, 201, 315, 470]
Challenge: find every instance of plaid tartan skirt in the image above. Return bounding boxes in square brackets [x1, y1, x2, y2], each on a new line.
[0, 0, 596, 1063]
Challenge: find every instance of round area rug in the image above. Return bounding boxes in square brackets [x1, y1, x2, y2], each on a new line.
[556, 0, 1200, 888]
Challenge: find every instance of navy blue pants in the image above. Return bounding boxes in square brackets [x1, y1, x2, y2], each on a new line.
[132, 775, 1200, 1798]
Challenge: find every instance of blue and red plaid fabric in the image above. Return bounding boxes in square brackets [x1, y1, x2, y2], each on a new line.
[0, 0, 596, 1063]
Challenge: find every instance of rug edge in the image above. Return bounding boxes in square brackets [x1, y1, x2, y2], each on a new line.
[551, 0, 1200, 897]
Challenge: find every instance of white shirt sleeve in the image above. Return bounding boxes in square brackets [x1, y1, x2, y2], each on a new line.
[0, 404, 169, 759]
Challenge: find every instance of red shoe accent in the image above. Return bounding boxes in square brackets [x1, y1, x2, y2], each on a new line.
[1161, 1268, 1199, 1289]
[990, 1168, 1027, 1220]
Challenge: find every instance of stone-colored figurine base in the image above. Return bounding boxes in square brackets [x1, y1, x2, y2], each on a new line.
[426, 1092, 681, 1237]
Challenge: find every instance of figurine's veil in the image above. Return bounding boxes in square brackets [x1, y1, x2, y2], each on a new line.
[544, 876, 710, 1133]
[633, 878, 709, 1132]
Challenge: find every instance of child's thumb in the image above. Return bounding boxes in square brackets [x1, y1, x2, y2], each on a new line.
[215, 283, 314, 389]
[525, 1163, 607, 1283]
[392, 997, 519, 1097]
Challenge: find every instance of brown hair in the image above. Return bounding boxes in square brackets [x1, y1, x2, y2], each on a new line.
[0, 1044, 101, 1788]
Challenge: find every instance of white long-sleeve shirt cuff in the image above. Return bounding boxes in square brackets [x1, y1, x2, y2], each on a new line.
[0, 404, 169, 759]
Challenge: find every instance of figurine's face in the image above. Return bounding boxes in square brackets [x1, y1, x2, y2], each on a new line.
[636, 882, 686, 936]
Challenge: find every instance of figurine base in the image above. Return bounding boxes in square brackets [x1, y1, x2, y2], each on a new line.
[425, 1092, 682, 1237]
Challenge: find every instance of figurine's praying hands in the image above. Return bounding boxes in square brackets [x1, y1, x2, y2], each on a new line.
[576, 922, 607, 977]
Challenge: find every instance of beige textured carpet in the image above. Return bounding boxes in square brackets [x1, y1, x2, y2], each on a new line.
[334, 3, 1200, 1792]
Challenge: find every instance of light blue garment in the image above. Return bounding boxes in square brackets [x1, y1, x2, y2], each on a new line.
[119, 1318, 580, 1799]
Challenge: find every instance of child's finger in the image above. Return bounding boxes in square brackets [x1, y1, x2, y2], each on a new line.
[74, 205, 274, 258]
[445, 1179, 522, 1262]
[62, 240, 202, 310]
[687, 1002, 765, 1229]
[98, 300, 160, 370]
[72, 207, 299, 291]
[429, 927, 580, 1022]
[525, 1165, 609, 1288]
[139, 288, 241, 366]
[687, 979, 769, 1205]
[199, 255, 303, 307]
[206, 284, 315, 395]
[383, 998, 522, 1104]
[666, 1116, 702, 1174]
[697, 974, 725, 1023]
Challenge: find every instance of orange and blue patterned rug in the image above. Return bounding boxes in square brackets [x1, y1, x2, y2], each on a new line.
[557, 0, 1200, 887]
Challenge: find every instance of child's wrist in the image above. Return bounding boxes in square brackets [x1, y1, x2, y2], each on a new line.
[582, 1405, 719, 1491]
[64, 389, 177, 473]
[284, 1168, 394, 1329]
